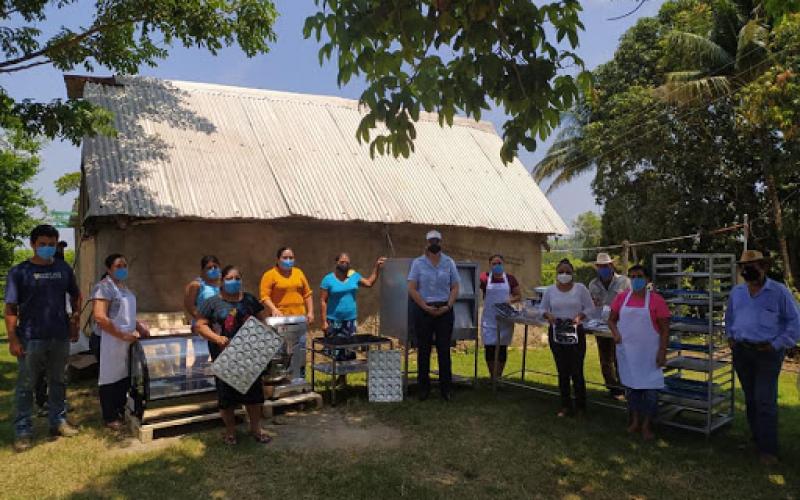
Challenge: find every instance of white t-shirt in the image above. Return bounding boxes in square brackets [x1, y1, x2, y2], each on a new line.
[541, 283, 594, 320]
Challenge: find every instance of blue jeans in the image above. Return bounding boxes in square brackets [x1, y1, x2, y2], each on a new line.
[733, 343, 785, 456]
[626, 389, 658, 418]
[15, 338, 70, 437]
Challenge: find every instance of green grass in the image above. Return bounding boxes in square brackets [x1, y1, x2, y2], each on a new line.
[0, 322, 798, 499]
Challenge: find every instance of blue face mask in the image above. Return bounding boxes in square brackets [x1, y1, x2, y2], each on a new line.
[113, 268, 129, 281]
[281, 259, 295, 269]
[491, 264, 504, 274]
[36, 246, 56, 260]
[223, 279, 241, 294]
[598, 267, 613, 280]
[206, 267, 221, 280]
[631, 277, 647, 292]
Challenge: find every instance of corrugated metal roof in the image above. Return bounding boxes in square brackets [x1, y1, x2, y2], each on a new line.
[81, 76, 568, 234]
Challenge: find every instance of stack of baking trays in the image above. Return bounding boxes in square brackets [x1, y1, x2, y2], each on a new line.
[128, 316, 310, 425]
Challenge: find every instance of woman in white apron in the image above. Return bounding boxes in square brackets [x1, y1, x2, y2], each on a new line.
[92, 253, 149, 430]
[607, 265, 670, 440]
[481, 255, 522, 378]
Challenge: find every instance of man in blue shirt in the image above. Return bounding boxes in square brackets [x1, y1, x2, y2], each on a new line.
[725, 250, 800, 465]
[4, 225, 83, 452]
[407, 230, 460, 401]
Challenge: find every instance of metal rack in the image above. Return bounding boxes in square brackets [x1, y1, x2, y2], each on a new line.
[310, 334, 394, 404]
[652, 253, 736, 435]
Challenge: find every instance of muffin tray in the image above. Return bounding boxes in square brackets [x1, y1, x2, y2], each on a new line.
[367, 350, 403, 403]
[211, 317, 282, 394]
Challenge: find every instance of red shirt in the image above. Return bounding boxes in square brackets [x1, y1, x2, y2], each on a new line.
[479, 272, 520, 297]
[610, 290, 671, 333]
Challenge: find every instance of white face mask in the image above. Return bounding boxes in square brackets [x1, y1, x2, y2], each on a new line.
[556, 273, 573, 284]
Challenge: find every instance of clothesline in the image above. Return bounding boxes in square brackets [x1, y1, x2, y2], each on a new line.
[548, 223, 747, 254]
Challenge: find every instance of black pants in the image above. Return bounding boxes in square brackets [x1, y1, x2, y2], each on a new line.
[99, 377, 130, 423]
[413, 302, 454, 395]
[548, 325, 587, 410]
[485, 345, 508, 364]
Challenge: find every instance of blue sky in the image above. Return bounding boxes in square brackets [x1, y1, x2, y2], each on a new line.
[2, 0, 666, 246]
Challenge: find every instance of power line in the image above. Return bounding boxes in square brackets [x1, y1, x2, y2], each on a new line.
[549, 222, 746, 254]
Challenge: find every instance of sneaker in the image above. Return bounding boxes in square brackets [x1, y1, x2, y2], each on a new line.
[13, 436, 32, 453]
[50, 422, 79, 438]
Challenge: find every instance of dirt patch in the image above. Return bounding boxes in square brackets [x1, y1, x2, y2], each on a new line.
[107, 408, 404, 454]
[264, 409, 404, 451]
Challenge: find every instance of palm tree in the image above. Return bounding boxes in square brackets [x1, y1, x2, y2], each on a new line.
[655, 0, 767, 104]
[531, 108, 590, 194]
[656, 0, 795, 285]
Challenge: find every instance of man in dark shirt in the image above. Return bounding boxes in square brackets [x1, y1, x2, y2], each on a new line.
[35, 241, 69, 413]
[4, 225, 82, 452]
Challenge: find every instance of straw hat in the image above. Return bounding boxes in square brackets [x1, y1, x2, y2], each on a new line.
[594, 252, 614, 265]
[738, 250, 767, 264]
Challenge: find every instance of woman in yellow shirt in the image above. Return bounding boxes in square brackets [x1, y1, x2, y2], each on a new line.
[259, 247, 313, 381]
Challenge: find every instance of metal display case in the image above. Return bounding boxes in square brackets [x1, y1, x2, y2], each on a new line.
[652, 253, 736, 435]
[129, 334, 216, 420]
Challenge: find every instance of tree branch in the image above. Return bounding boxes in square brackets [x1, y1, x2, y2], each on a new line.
[0, 58, 51, 74]
[0, 16, 144, 69]
[1, 7, 21, 18]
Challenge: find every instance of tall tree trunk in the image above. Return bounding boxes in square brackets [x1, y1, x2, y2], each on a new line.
[765, 172, 796, 287]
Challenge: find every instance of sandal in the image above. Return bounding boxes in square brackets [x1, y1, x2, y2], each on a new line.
[251, 431, 272, 444]
[222, 433, 237, 446]
[105, 420, 124, 431]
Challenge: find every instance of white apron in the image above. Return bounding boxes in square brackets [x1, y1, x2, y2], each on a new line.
[98, 281, 137, 385]
[616, 291, 664, 390]
[481, 273, 513, 346]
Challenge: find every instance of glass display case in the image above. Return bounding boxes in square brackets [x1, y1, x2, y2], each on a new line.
[129, 334, 216, 419]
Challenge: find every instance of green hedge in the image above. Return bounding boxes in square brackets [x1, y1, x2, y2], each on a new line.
[541, 253, 599, 287]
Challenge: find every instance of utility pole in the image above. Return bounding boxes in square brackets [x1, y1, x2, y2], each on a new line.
[743, 213, 749, 253]
[621, 240, 630, 271]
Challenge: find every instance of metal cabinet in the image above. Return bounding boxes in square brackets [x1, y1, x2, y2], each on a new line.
[379, 257, 479, 346]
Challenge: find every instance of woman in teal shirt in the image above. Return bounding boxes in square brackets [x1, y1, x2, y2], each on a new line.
[319, 253, 385, 359]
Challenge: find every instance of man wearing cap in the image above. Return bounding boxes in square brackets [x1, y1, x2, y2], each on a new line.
[408, 230, 460, 401]
[588, 253, 630, 400]
[726, 250, 800, 465]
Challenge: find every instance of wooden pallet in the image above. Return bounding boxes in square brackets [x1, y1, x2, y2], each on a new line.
[128, 391, 323, 442]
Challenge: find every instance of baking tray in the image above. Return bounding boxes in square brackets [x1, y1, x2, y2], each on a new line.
[211, 317, 281, 394]
[368, 350, 403, 403]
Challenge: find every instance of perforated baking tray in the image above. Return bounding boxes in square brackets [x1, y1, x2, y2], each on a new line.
[368, 350, 403, 403]
[211, 317, 281, 394]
